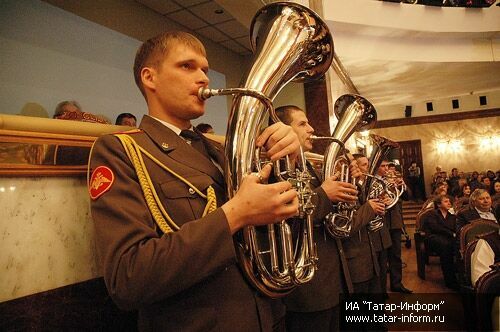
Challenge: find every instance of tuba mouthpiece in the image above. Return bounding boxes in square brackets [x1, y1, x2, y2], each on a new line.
[197, 87, 214, 101]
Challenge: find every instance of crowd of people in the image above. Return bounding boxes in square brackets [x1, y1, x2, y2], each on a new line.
[428, 166, 500, 211]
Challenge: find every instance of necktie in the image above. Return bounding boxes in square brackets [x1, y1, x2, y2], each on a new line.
[180, 129, 209, 158]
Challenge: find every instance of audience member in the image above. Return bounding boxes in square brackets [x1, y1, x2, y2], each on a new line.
[422, 195, 458, 289]
[469, 171, 481, 192]
[53, 100, 110, 124]
[455, 184, 471, 211]
[53, 100, 82, 119]
[115, 113, 137, 127]
[492, 180, 500, 207]
[456, 189, 499, 237]
[481, 176, 493, 194]
[447, 168, 460, 197]
[195, 123, 214, 134]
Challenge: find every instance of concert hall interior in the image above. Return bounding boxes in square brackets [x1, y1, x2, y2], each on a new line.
[1, 0, 499, 331]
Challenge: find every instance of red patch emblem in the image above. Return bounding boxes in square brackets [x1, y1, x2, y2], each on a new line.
[89, 166, 114, 200]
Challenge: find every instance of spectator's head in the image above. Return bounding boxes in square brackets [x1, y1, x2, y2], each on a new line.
[410, 160, 417, 167]
[434, 194, 452, 211]
[54, 100, 82, 119]
[115, 113, 137, 127]
[435, 165, 442, 172]
[275, 105, 314, 152]
[469, 189, 492, 212]
[461, 184, 471, 197]
[195, 123, 214, 134]
[471, 171, 479, 180]
[486, 170, 495, 180]
[494, 180, 500, 194]
[433, 182, 448, 196]
[482, 177, 491, 188]
[353, 153, 369, 174]
[451, 168, 458, 177]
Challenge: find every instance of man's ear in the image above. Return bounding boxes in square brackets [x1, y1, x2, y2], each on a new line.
[141, 67, 156, 91]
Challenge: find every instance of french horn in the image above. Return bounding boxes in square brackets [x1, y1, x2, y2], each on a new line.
[198, 2, 333, 298]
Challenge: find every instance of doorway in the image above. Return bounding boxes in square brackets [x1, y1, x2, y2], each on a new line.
[397, 139, 426, 199]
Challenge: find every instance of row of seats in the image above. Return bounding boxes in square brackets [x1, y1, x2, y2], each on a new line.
[414, 208, 499, 331]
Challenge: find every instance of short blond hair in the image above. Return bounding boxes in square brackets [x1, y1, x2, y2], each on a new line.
[133, 31, 206, 98]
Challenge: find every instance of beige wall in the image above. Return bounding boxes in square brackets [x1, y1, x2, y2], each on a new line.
[372, 116, 500, 196]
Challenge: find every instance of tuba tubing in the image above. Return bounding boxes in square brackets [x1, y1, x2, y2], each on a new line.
[311, 94, 377, 238]
[198, 2, 333, 298]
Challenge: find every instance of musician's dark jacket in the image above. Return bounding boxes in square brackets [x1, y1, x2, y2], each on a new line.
[284, 167, 376, 311]
[89, 115, 282, 331]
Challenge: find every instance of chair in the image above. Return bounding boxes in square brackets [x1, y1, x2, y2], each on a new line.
[414, 207, 439, 279]
[459, 219, 499, 259]
[459, 240, 480, 331]
[475, 262, 500, 331]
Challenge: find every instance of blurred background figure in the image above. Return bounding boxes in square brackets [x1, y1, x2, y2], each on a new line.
[195, 123, 214, 134]
[115, 112, 137, 127]
[53, 100, 82, 119]
[19, 102, 49, 118]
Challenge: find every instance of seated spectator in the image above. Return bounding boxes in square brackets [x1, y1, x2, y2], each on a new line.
[492, 180, 500, 207]
[432, 165, 443, 183]
[455, 184, 472, 211]
[53, 100, 82, 119]
[481, 176, 493, 195]
[457, 189, 499, 236]
[115, 113, 137, 127]
[195, 123, 215, 134]
[421, 182, 449, 211]
[422, 195, 458, 289]
[469, 171, 481, 192]
[53, 100, 110, 124]
[448, 168, 460, 196]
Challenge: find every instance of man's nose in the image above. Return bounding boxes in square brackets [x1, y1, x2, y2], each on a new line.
[198, 70, 209, 85]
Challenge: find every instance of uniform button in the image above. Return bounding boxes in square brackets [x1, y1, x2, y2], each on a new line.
[188, 188, 196, 195]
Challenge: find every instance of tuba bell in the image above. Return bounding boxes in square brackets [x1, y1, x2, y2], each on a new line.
[198, 2, 333, 298]
[311, 94, 376, 238]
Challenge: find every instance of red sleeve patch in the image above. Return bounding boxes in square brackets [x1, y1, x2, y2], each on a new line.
[89, 166, 115, 200]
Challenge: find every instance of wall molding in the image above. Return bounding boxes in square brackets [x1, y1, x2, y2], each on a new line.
[375, 108, 500, 129]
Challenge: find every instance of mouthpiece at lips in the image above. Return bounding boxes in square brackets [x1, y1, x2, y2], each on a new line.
[198, 87, 212, 101]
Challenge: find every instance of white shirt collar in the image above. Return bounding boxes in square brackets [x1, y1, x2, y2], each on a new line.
[150, 116, 192, 136]
[475, 207, 497, 221]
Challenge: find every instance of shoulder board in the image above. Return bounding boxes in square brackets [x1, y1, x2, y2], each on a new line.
[112, 128, 143, 135]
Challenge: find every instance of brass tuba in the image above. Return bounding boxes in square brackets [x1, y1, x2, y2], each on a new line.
[198, 2, 333, 298]
[362, 134, 400, 232]
[310, 94, 376, 238]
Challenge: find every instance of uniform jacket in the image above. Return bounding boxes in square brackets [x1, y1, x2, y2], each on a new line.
[386, 200, 404, 230]
[89, 115, 279, 331]
[284, 164, 375, 311]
